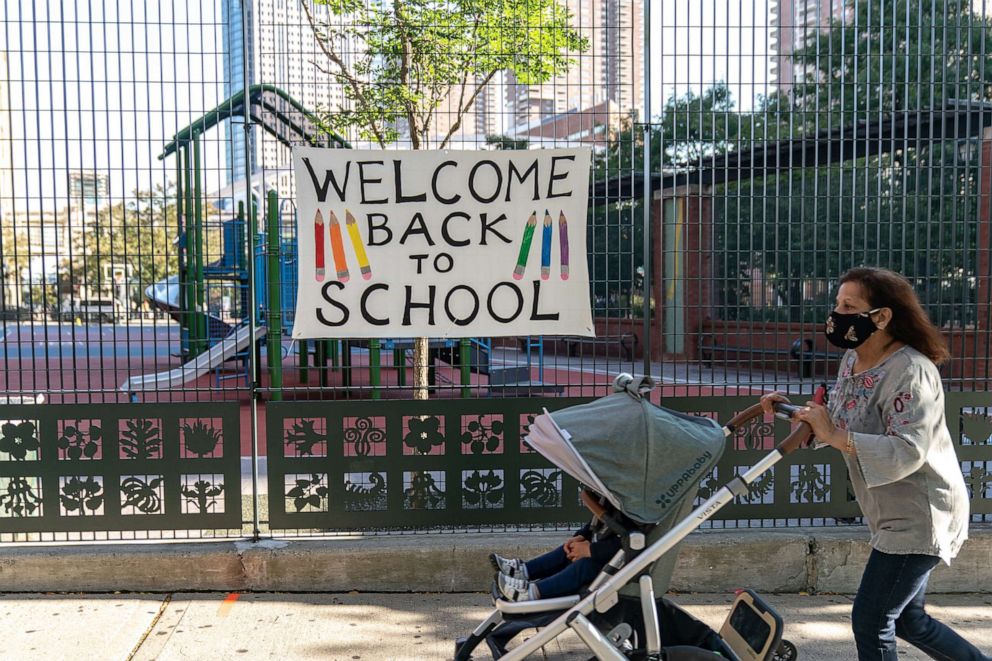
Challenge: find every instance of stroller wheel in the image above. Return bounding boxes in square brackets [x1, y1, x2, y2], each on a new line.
[772, 639, 798, 660]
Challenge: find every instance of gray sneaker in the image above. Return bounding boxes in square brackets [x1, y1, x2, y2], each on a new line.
[489, 552, 528, 579]
[497, 572, 538, 602]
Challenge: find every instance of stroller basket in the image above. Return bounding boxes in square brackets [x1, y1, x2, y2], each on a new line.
[455, 374, 811, 660]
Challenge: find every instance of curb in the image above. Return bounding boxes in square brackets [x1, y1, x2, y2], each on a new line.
[2, 527, 990, 594]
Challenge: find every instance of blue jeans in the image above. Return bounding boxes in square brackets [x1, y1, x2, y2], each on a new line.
[852, 549, 990, 661]
[524, 545, 603, 599]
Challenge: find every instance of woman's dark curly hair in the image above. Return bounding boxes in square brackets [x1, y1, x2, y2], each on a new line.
[839, 267, 950, 365]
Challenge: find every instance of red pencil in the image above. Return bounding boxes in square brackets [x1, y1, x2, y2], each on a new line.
[314, 210, 326, 282]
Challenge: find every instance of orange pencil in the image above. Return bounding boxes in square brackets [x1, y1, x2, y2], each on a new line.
[328, 210, 350, 282]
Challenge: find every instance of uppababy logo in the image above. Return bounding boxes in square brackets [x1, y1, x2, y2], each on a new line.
[655, 450, 712, 509]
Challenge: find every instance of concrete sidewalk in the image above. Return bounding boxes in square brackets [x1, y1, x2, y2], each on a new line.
[2, 591, 991, 660]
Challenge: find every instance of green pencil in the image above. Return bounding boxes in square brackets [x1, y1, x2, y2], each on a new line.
[513, 211, 537, 280]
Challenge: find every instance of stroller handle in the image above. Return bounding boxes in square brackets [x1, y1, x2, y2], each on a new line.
[773, 402, 803, 420]
[726, 403, 814, 457]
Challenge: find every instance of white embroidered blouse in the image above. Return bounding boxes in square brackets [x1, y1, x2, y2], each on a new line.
[828, 345, 970, 564]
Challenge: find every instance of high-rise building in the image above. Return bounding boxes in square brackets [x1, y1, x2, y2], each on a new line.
[221, 0, 255, 186]
[68, 171, 110, 207]
[429, 73, 505, 147]
[770, 0, 850, 92]
[506, 0, 644, 132]
[221, 0, 347, 186]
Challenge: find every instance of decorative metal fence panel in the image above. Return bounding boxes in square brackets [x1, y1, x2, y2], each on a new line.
[262, 393, 991, 532]
[1, 393, 988, 539]
[265, 398, 592, 530]
[0, 402, 242, 539]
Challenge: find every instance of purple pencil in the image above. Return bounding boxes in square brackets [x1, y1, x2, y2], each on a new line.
[559, 211, 569, 280]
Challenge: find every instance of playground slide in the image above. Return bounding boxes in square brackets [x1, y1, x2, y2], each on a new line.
[120, 323, 266, 392]
[145, 276, 233, 339]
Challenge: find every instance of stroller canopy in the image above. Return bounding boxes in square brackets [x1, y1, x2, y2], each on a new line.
[526, 375, 726, 524]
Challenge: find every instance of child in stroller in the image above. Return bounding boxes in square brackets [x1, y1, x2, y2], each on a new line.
[490, 491, 635, 601]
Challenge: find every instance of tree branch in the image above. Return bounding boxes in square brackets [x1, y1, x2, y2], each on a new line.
[301, 0, 388, 148]
[393, 0, 420, 148]
[440, 69, 497, 149]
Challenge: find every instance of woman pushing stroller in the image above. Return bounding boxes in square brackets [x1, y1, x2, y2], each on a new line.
[763, 267, 989, 661]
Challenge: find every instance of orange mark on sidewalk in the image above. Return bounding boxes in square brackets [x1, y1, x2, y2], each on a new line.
[217, 592, 240, 617]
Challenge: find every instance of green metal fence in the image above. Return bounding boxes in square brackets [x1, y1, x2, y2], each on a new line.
[0, 1, 991, 542]
[3, 392, 989, 541]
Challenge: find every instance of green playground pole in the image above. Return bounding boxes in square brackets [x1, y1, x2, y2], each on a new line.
[299, 339, 309, 385]
[341, 340, 352, 389]
[370, 338, 381, 399]
[266, 190, 283, 401]
[176, 146, 190, 356]
[192, 136, 206, 353]
[314, 339, 327, 388]
[460, 338, 471, 398]
[237, 201, 247, 270]
[394, 348, 406, 387]
[183, 143, 201, 355]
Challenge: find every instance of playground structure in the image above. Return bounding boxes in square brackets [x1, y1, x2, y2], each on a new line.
[124, 85, 556, 401]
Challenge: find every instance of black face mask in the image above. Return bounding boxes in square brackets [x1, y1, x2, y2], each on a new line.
[824, 309, 881, 349]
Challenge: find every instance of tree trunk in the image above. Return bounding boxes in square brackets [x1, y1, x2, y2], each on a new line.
[413, 336, 429, 399]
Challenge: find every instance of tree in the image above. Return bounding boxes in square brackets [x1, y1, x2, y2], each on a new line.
[591, 83, 743, 318]
[484, 134, 528, 150]
[713, 0, 992, 325]
[303, 0, 587, 149]
[594, 82, 744, 178]
[73, 187, 174, 287]
[303, 0, 588, 398]
[792, 0, 992, 128]
[1, 222, 31, 310]
[67, 185, 192, 311]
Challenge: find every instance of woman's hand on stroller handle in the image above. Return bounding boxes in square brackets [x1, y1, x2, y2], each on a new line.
[760, 392, 806, 421]
[773, 402, 803, 420]
[758, 392, 816, 454]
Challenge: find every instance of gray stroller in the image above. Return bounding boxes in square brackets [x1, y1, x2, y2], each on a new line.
[455, 374, 809, 660]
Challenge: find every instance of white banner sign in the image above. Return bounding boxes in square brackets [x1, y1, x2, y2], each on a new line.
[291, 148, 593, 339]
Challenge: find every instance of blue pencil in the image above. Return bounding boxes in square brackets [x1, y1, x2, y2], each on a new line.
[540, 210, 552, 280]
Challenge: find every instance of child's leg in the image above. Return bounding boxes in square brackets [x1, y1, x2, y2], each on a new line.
[532, 558, 604, 599]
[524, 545, 570, 581]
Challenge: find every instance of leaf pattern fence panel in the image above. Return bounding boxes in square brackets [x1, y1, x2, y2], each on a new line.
[948, 392, 992, 520]
[265, 398, 592, 530]
[0, 403, 241, 534]
[662, 397, 856, 522]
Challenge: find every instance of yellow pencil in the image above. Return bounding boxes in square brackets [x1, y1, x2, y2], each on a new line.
[345, 210, 372, 280]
